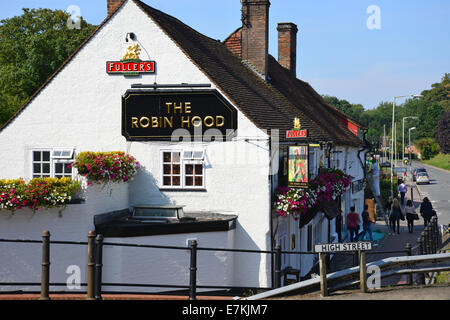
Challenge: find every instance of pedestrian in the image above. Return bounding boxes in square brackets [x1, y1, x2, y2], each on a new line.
[419, 197, 434, 227]
[371, 157, 380, 197]
[404, 199, 417, 233]
[397, 180, 408, 206]
[359, 204, 375, 242]
[346, 206, 360, 242]
[386, 196, 394, 234]
[390, 198, 403, 235]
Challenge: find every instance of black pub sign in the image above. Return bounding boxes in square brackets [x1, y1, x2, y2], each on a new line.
[122, 90, 238, 141]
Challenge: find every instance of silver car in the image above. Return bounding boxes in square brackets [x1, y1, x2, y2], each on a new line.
[416, 172, 430, 184]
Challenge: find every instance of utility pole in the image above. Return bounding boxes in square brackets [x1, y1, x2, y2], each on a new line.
[383, 125, 386, 161]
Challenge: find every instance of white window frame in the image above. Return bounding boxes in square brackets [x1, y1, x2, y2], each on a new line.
[31, 148, 75, 179]
[160, 149, 206, 190]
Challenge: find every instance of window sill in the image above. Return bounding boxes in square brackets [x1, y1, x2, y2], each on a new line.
[159, 188, 207, 192]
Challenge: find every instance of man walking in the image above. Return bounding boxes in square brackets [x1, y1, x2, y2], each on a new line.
[397, 179, 408, 206]
[359, 204, 375, 244]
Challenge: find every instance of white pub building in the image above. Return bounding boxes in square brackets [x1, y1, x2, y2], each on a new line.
[0, 0, 368, 294]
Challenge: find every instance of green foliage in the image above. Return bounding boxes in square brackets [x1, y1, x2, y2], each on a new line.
[416, 138, 440, 160]
[435, 110, 450, 154]
[423, 153, 450, 171]
[0, 8, 96, 126]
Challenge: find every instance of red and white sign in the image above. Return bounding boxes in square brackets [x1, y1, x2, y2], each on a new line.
[286, 129, 308, 138]
[106, 61, 156, 75]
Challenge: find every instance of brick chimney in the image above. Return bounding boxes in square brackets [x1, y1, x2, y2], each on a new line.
[277, 22, 298, 77]
[107, 0, 125, 16]
[241, 0, 270, 79]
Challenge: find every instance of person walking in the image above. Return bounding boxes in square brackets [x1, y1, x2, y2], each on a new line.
[386, 196, 394, 235]
[420, 197, 434, 227]
[346, 206, 360, 242]
[359, 204, 375, 242]
[390, 198, 404, 235]
[404, 199, 417, 233]
[397, 180, 408, 206]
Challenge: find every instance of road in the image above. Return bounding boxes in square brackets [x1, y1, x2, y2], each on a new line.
[410, 160, 450, 227]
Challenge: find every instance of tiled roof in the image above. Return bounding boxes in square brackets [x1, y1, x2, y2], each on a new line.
[136, 0, 363, 146]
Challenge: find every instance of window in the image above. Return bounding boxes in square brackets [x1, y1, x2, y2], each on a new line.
[32, 149, 74, 179]
[161, 150, 205, 189]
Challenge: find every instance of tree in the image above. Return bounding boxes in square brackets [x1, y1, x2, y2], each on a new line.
[416, 138, 440, 160]
[435, 110, 450, 154]
[0, 8, 96, 126]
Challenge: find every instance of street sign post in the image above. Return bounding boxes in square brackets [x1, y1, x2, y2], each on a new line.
[314, 242, 373, 295]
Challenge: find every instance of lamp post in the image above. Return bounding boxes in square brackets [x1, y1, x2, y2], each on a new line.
[402, 117, 419, 166]
[391, 94, 423, 197]
[409, 127, 416, 169]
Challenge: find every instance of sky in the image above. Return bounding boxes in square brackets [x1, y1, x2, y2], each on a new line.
[1, 0, 449, 109]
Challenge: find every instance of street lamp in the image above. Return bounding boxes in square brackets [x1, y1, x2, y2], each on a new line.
[408, 127, 416, 168]
[402, 116, 419, 165]
[391, 94, 423, 197]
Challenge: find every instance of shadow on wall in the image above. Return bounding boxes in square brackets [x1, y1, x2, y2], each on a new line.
[232, 220, 269, 288]
[128, 166, 172, 206]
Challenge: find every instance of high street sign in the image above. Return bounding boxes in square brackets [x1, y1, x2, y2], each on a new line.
[314, 242, 373, 253]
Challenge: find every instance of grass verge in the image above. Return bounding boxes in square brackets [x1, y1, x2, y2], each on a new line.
[422, 153, 450, 171]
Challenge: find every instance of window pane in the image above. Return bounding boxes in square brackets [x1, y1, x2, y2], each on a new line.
[42, 163, 50, 173]
[163, 152, 171, 163]
[53, 151, 62, 157]
[193, 151, 203, 159]
[55, 163, 63, 174]
[173, 152, 181, 163]
[43, 152, 50, 162]
[195, 177, 203, 186]
[33, 163, 41, 173]
[185, 164, 194, 175]
[173, 176, 181, 186]
[163, 176, 171, 186]
[195, 165, 203, 175]
[43, 175, 50, 178]
[173, 164, 180, 175]
[163, 164, 171, 175]
[64, 163, 72, 174]
[183, 151, 193, 159]
[61, 151, 71, 157]
[33, 151, 41, 162]
[186, 176, 194, 186]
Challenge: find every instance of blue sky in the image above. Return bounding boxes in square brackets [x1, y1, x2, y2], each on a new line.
[1, 0, 449, 109]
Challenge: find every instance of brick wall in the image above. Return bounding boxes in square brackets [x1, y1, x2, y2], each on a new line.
[224, 28, 242, 58]
[277, 22, 298, 77]
[108, 0, 126, 16]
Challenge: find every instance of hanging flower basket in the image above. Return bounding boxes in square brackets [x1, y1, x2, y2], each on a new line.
[275, 168, 352, 217]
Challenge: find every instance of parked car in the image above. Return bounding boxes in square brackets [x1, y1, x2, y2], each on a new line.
[413, 168, 427, 181]
[416, 172, 430, 184]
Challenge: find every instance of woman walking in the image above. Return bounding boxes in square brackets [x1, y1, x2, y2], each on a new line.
[346, 206, 360, 242]
[404, 200, 417, 233]
[420, 197, 434, 227]
[390, 198, 403, 235]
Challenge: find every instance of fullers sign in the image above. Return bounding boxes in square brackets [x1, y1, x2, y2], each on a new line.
[122, 90, 238, 141]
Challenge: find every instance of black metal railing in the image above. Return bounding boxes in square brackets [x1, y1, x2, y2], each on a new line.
[1, 223, 436, 300]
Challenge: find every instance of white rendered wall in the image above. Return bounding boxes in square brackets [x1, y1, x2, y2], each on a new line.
[0, 0, 271, 290]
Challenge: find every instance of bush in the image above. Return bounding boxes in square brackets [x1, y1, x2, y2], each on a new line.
[71, 151, 140, 185]
[416, 138, 440, 160]
[0, 177, 80, 213]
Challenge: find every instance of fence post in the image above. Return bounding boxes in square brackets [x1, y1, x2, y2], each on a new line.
[87, 231, 96, 300]
[432, 217, 439, 252]
[405, 243, 413, 285]
[39, 230, 51, 300]
[189, 240, 198, 300]
[427, 225, 433, 254]
[319, 252, 328, 297]
[418, 234, 425, 284]
[274, 245, 282, 289]
[359, 250, 367, 293]
[424, 229, 430, 255]
[95, 234, 104, 300]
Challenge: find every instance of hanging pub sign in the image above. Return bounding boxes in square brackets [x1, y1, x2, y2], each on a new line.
[122, 90, 238, 141]
[286, 117, 308, 139]
[288, 145, 309, 188]
[107, 43, 156, 76]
